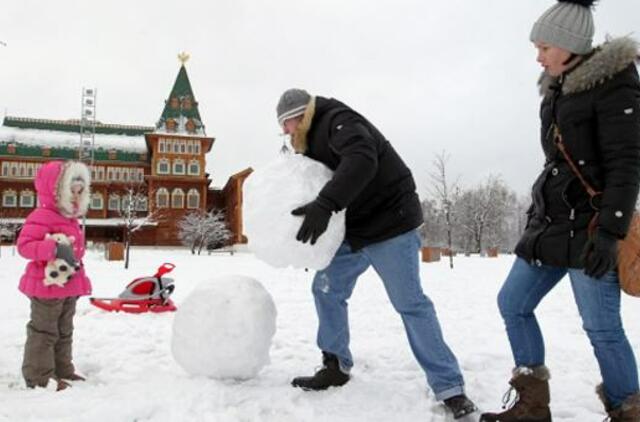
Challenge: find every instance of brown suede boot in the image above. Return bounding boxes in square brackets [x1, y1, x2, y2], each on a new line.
[480, 366, 552, 422]
[597, 384, 640, 422]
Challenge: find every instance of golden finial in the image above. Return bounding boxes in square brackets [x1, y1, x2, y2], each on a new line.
[178, 52, 190, 65]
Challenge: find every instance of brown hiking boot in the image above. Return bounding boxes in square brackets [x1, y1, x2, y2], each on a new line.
[597, 384, 640, 422]
[480, 366, 552, 422]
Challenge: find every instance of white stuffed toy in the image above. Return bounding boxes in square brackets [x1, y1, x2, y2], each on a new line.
[44, 233, 77, 287]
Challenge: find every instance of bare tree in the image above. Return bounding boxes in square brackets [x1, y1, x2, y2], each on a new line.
[456, 175, 514, 254]
[119, 183, 158, 269]
[178, 209, 232, 255]
[428, 151, 460, 268]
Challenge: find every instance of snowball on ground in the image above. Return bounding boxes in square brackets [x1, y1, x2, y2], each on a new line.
[243, 153, 345, 270]
[171, 275, 277, 380]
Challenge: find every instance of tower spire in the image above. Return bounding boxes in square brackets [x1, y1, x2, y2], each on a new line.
[155, 54, 204, 135]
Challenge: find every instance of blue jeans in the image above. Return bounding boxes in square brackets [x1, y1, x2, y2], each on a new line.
[312, 229, 465, 401]
[498, 257, 639, 408]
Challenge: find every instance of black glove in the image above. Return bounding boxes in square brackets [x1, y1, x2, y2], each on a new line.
[581, 228, 618, 279]
[291, 197, 334, 245]
[55, 243, 79, 270]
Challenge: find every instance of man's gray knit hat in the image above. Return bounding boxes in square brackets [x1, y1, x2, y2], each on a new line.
[530, 0, 596, 55]
[276, 88, 311, 126]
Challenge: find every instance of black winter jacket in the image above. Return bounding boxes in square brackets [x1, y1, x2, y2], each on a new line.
[297, 96, 423, 250]
[515, 37, 640, 268]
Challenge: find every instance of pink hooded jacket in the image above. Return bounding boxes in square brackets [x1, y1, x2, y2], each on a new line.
[17, 161, 92, 299]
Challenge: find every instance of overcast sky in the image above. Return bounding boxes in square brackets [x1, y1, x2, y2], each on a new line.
[1, 0, 639, 198]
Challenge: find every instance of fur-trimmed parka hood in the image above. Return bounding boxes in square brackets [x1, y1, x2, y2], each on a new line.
[35, 160, 91, 218]
[539, 36, 639, 96]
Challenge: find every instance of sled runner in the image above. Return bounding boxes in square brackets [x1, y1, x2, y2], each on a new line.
[90, 263, 177, 313]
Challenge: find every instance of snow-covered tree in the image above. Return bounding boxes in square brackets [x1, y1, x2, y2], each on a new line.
[119, 183, 157, 269]
[178, 209, 232, 255]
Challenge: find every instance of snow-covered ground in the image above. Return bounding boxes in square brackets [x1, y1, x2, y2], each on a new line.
[1, 246, 639, 421]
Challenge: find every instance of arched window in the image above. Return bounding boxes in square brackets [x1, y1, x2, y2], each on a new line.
[10, 163, 18, 177]
[187, 189, 200, 209]
[27, 163, 35, 178]
[108, 194, 120, 211]
[90, 193, 104, 210]
[188, 160, 200, 176]
[173, 159, 185, 175]
[157, 158, 170, 175]
[156, 188, 169, 208]
[159, 138, 166, 153]
[171, 188, 184, 208]
[2, 190, 17, 207]
[20, 190, 35, 208]
[1, 162, 9, 177]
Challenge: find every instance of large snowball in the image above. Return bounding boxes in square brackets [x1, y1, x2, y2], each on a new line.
[171, 275, 277, 380]
[244, 154, 345, 270]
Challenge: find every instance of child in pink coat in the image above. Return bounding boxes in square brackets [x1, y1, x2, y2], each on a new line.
[17, 160, 92, 391]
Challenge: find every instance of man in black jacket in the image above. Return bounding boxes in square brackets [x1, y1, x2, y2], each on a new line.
[276, 89, 476, 419]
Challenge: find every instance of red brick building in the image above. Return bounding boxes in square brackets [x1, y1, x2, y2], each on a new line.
[0, 62, 252, 246]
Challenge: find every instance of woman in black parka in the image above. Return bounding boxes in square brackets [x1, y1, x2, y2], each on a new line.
[481, 1, 640, 421]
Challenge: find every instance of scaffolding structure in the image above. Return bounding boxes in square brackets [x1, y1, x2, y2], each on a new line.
[79, 88, 96, 237]
[79, 87, 97, 164]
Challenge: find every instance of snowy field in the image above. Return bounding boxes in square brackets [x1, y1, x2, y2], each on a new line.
[1, 246, 639, 422]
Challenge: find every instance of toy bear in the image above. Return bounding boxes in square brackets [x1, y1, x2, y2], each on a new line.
[44, 233, 78, 287]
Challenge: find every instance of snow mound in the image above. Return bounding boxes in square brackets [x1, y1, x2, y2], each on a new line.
[243, 153, 345, 270]
[171, 275, 277, 380]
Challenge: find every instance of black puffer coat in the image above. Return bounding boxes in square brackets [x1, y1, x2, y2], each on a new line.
[516, 37, 640, 268]
[294, 96, 423, 250]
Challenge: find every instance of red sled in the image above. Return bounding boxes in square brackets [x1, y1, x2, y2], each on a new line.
[90, 263, 177, 314]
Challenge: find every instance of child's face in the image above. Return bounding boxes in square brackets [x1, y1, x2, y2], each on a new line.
[71, 184, 84, 206]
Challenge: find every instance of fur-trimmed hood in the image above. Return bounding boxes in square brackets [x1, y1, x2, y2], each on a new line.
[539, 36, 639, 96]
[35, 160, 91, 218]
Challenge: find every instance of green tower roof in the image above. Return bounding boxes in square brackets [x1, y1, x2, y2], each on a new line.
[156, 64, 206, 136]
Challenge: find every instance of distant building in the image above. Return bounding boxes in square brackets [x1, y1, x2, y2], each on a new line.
[0, 60, 252, 246]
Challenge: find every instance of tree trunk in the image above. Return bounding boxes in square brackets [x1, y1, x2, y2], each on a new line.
[197, 239, 204, 255]
[124, 231, 130, 269]
[445, 208, 454, 269]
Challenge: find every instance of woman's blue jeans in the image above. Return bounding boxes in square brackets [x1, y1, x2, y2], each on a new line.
[498, 257, 639, 408]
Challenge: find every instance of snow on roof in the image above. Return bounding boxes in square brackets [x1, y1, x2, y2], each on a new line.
[0, 125, 148, 153]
